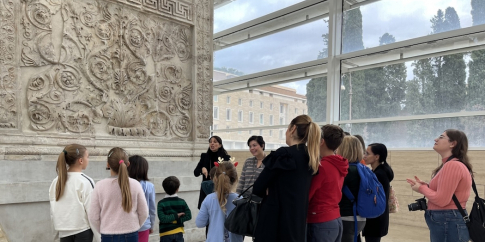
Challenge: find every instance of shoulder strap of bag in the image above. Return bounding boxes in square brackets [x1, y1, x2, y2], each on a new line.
[452, 178, 477, 224]
[239, 185, 253, 198]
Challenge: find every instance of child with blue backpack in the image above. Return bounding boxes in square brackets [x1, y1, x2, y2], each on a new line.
[338, 137, 387, 242]
[338, 136, 367, 242]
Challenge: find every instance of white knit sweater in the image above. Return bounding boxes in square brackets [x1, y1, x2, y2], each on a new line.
[49, 172, 100, 241]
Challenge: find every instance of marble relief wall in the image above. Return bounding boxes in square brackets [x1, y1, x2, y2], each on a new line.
[0, 0, 213, 140]
[0, 0, 213, 241]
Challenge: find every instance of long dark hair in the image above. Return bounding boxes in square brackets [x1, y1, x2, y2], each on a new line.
[128, 155, 149, 181]
[432, 129, 473, 178]
[206, 135, 228, 156]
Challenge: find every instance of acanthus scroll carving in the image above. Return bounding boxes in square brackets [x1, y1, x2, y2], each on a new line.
[21, 0, 195, 140]
[0, 0, 18, 129]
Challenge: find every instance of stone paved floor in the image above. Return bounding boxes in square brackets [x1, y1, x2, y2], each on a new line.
[243, 224, 430, 242]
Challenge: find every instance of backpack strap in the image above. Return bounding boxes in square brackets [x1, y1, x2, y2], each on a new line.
[343, 185, 358, 242]
[452, 178, 478, 224]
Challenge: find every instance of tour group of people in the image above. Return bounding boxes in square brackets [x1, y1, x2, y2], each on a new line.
[48, 114, 474, 242]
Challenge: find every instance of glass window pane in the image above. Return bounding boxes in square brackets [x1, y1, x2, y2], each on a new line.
[340, 47, 485, 121]
[340, 116, 485, 148]
[342, 0, 484, 54]
[214, 20, 328, 76]
[214, 0, 305, 32]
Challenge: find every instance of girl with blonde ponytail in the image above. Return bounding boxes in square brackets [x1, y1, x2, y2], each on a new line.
[49, 144, 101, 242]
[252, 114, 321, 242]
[88, 147, 148, 242]
[196, 161, 243, 242]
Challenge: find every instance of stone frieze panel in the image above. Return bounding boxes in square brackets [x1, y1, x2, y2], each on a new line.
[21, 0, 195, 139]
[0, 0, 19, 129]
[195, 0, 212, 140]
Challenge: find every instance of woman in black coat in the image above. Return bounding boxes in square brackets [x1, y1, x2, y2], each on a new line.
[362, 143, 394, 242]
[193, 135, 230, 209]
[252, 115, 321, 242]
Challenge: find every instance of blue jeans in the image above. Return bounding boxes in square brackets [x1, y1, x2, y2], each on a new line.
[160, 233, 184, 242]
[101, 231, 138, 242]
[307, 218, 343, 242]
[425, 209, 470, 242]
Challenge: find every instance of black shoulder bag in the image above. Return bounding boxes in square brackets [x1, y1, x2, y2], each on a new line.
[224, 185, 262, 237]
[452, 178, 485, 242]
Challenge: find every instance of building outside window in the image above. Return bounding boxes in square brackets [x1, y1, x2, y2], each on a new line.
[238, 110, 243, 122]
[226, 96, 230, 104]
[269, 130, 273, 136]
[213, 107, 219, 119]
[260, 114, 264, 124]
[249, 100, 253, 107]
[213, 124, 218, 130]
[279, 117, 284, 125]
[238, 98, 242, 105]
[249, 112, 254, 123]
[279, 130, 284, 139]
[259, 129, 263, 136]
[260, 102, 263, 108]
[269, 115, 273, 125]
[214, 95, 218, 102]
[270, 103, 273, 110]
[295, 108, 298, 114]
[226, 109, 231, 121]
[249, 130, 252, 135]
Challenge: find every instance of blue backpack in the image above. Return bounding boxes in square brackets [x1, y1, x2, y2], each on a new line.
[342, 163, 386, 242]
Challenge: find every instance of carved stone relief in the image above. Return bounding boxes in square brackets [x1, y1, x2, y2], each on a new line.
[19, 0, 198, 140]
[0, 0, 18, 129]
[195, 0, 212, 140]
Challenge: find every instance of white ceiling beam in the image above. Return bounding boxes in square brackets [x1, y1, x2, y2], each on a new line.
[337, 25, 485, 62]
[213, 59, 328, 95]
[213, 0, 329, 51]
[341, 27, 485, 72]
[214, 0, 237, 9]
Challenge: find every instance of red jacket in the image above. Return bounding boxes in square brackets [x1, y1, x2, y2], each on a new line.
[307, 155, 349, 223]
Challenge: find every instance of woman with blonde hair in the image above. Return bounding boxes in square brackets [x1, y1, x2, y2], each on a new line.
[252, 114, 321, 242]
[337, 136, 365, 242]
[89, 147, 148, 242]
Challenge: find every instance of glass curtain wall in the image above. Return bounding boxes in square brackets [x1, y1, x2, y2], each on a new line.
[213, 0, 485, 150]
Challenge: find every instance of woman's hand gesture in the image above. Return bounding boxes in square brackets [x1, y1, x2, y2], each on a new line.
[406, 176, 427, 193]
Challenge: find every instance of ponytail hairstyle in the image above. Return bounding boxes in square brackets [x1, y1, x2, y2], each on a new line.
[213, 161, 238, 213]
[107, 147, 132, 213]
[432, 129, 473, 178]
[368, 143, 388, 164]
[55, 144, 87, 201]
[289, 115, 321, 174]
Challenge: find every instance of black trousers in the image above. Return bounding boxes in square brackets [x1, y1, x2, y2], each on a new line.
[364, 236, 382, 242]
[60, 229, 93, 242]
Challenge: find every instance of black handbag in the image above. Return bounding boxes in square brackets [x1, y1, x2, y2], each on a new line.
[224, 185, 262, 237]
[452, 179, 485, 242]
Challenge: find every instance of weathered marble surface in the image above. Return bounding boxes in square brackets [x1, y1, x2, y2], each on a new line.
[0, 0, 213, 241]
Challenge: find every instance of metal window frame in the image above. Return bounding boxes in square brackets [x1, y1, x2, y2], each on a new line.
[212, 0, 485, 148]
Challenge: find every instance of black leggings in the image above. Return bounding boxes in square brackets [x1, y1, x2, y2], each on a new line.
[60, 229, 93, 242]
[364, 236, 381, 242]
